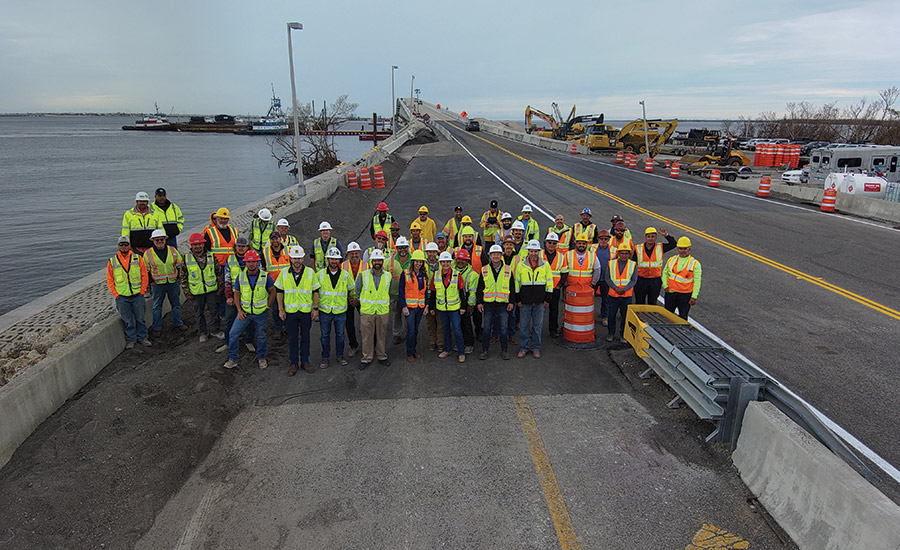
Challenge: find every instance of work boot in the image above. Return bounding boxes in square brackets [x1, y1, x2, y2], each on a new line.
[338, 356, 349, 366]
[320, 359, 329, 369]
[517, 350, 527, 359]
[501, 350, 510, 360]
[199, 334, 208, 343]
[151, 329, 162, 338]
[223, 360, 237, 369]
[215, 344, 228, 353]
[438, 351, 451, 359]
[601, 318, 608, 326]
[302, 363, 315, 373]
[176, 325, 189, 333]
[379, 358, 391, 367]
[533, 350, 541, 358]
[509, 336, 518, 345]
[358, 362, 370, 371]
[348, 347, 358, 357]
[125, 341, 135, 350]
[258, 359, 268, 369]
[605, 335, 614, 342]
[288, 364, 299, 376]
[458, 355, 466, 363]
[139, 339, 153, 347]
[246, 342, 256, 352]
[393, 335, 402, 345]
[479, 351, 488, 360]
[464, 345, 474, 354]
[211, 331, 225, 340]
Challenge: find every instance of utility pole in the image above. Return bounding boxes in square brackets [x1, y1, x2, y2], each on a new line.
[639, 100, 650, 158]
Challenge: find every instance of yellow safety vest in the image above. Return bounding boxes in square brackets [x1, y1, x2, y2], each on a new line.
[453, 265, 479, 306]
[515, 259, 553, 293]
[276, 265, 319, 313]
[432, 270, 462, 311]
[249, 218, 273, 251]
[185, 252, 218, 295]
[313, 237, 338, 271]
[317, 268, 351, 314]
[153, 202, 184, 233]
[143, 246, 181, 284]
[547, 226, 572, 252]
[481, 264, 511, 303]
[372, 214, 392, 235]
[121, 207, 159, 236]
[226, 253, 244, 284]
[359, 270, 390, 315]
[109, 253, 143, 297]
[237, 269, 270, 315]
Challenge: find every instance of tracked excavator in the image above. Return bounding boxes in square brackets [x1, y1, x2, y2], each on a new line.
[525, 104, 601, 141]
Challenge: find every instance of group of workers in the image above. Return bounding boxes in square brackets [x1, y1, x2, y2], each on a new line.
[108, 192, 701, 371]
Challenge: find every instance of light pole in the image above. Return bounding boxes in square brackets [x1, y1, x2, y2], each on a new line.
[639, 100, 650, 158]
[287, 21, 304, 186]
[391, 65, 398, 135]
[410, 75, 415, 113]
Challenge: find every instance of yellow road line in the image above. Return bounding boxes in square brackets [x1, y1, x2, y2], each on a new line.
[514, 396, 581, 550]
[445, 120, 900, 321]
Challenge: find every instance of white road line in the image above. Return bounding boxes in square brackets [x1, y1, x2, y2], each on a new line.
[450, 121, 900, 485]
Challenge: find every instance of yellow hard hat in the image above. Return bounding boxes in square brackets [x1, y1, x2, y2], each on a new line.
[460, 226, 476, 236]
[677, 237, 692, 247]
[574, 232, 590, 242]
[616, 242, 632, 252]
[410, 221, 422, 230]
[461, 215, 472, 223]
[215, 207, 231, 219]
[418, 206, 429, 214]
[645, 226, 658, 235]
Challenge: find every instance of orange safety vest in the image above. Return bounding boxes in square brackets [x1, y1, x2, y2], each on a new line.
[456, 244, 483, 274]
[609, 234, 633, 257]
[264, 245, 290, 280]
[665, 256, 697, 294]
[409, 238, 428, 253]
[635, 243, 664, 278]
[205, 225, 237, 265]
[341, 259, 369, 280]
[576, 223, 597, 243]
[566, 250, 595, 288]
[547, 226, 572, 252]
[543, 249, 568, 289]
[608, 259, 636, 298]
[403, 269, 426, 308]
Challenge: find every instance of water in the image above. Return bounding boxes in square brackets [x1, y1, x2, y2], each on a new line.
[0, 116, 375, 315]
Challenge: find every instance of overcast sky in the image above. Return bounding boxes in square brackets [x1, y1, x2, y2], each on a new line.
[2, 0, 897, 120]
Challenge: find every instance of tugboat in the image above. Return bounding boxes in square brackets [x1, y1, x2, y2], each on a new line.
[122, 103, 177, 131]
[250, 86, 290, 134]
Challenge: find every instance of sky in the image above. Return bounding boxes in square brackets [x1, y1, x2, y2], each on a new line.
[2, 0, 898, 120]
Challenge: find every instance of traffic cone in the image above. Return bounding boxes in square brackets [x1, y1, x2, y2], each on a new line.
[709, 169, 721, 187]
[359, 166, 372, 190]
[346, 170, 358, 189]
[757, 176, 771, 197]
[373, 165, 385, 189]
[644, 158, 654, 172]
[669, 162, 680, 179]
[570, 142, 577, 154]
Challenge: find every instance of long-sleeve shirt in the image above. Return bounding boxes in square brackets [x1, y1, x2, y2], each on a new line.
[181, 252, 224, 297]
[662, 256, 702, 298]
[605, 259, 639, 294]
[106, 251, 148, 297]
[476, 263, 516, 305]
[398, 268, 429, 308]
[428, 269, 468, 310]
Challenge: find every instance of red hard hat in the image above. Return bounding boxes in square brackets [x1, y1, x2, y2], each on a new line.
[455, 249, 470, 261]
[377, 202, 389, 211]
[244, 250, 261, 262]
[189, 233, 205, 244]
[375, 230, 388, 239]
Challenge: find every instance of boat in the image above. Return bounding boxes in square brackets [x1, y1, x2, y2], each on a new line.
[250, 87, 290, 134]
[122, 103, 177, 131]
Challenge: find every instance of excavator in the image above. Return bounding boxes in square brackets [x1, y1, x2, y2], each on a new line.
[525, 104, 601, 141]
[616, 119, 679, 156]
[525, 106, 559, 139]
[680, 138, 751, 167]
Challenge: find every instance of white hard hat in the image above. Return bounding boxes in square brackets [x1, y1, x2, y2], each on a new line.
[346, 241, 361, 252]
[318, 221, 333, 231]
[276, 218, 290, 227]
[545, 232, 559, 242]
[150, 229, 167, 240]
[525, 239, 541, 251]
[438, 251, 453, 262]
[500, 212, 513, 220]
[395, 236, 409, 247]
[370, 249, 386, 260]
[135, 192, 150, 201]
[288, 245, 305, 258]
[425, 242, 439, 252]
[489, 244, 503, 254]
[325, 247, 342, 259]
[522, 204, 533, 212]
[511, 221, 525, 231]
[258, 208, 272, 221]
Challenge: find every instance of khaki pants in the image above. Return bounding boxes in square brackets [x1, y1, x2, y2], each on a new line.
[426, 310, 444, 349]
[390, 297, 404, 337]
[360, 312, 389, 362]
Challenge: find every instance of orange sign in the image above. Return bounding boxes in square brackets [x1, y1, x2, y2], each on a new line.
[436, 103, 441, 109]
[461, 111, 468, 118]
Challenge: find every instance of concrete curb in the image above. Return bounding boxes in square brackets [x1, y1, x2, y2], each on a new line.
[733, 402, 900, 549]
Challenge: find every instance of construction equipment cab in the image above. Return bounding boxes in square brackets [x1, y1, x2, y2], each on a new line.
[616, 119, 679, 156]
[524, 106, 558, 139]
[582, 123, 619, 150]
[680, 138, 751, 167]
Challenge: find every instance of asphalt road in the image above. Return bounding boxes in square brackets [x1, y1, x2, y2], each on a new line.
[432, 115, 900, 475]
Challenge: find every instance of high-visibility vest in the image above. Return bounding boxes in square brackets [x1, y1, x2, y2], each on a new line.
[455, 244, 483, 273]
[453, 264, 479, 305]
[277, 265, 318, 313]
[635, 243, 664, 278]
[481, 264, 512, 303]
[226, 253, 245, 284]
[444, 217, 462, 246]
[480, 209, 503, 240]
[143, 245, 181, 284]
[388, 254, 411, 285]
[372, 214, 393, 235]
[263, 244, 290, 280]
[121, 207, 159, 236]
[109, 252, 143, 297]
[566, 250, 596, 287]
[153, 202, 184, 234]
[609, 235, 634, 257]
[494, 227, 513, 244]
[543, 249, 568, 288]
[185, 252, 218, 295]
[518, 216, 540, 241]
[317, 268, 351, 314]
[359, 270, 390, 315]
[237, 269, 269, 315]
[341, 259, 369, 281]
[547, 226, 572, 253]
[515, 259, 553, 294]
[576, 223, 598, 243]
[403, 269, 426, 308]
[409, 238, 428, 253]
[665, 256, 698, 294]
[277, 233, 299, 249]
[249, 218, 273, 251]
[432, 270, 462, 311]
[608, 259, 636, 298]
[205, 225, 237, 265]
[313, 237, 338, 271]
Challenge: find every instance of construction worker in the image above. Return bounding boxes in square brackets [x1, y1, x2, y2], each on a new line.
[455, 227, 484, 274]
[183, 232, 225, 343]
[388, 236, 412, 345]
[459, 216, 483, 246]
[494, 212, 514, 244]
[144, 228, 186, 337]
[122, 191, 159, 253]
[662, 237, 702, 320]
[220, 236, 255, 354]
[388, 221, 402, 250]
[370, 202, 393, 239]
[453, 249, 479, 354]
[480, 199, 503, 243]
[434, 232, 450, 255]
[542, 232, 569, 338]
[609, 215, 633, 241]
[341, 242, 367, 358]
[594, 229, 613, 327]
[409, 221, 428, 252]
[500, 235, 519, 344]
[515, 240, 553, 358]
[318, 247, 352, 369]
[566, 231, 602, 292]
[634, 227, 677, 305]
[576, 208, 598, 244]
[107, 236, 151, 349]
[276, 245, 320, 376]
[547, 214, 572, 254]
[442, 205, 464, 247]
[610, 221, 634, 257]
[518, 205, 540, 241]
[415, 206, 437, 242]
[249, 208, 274, 252]
[429, 251, 467, 363]
[204, 207, 238, 266]
[510, 221, 526, 254]
[606, 243, 638, 343]
[312, 221, 341, 271]
[224, 250, 275, 370]
[423, 242, 444, 351]
[399, 249, 429, 362]
[477, 244, 515, 360]
[152, 188, 184, 248]
[364, 231, 391, 264]
[354, 248, 391, 369]
[263, 231, 290, 337]
[275, 218, 299, 248]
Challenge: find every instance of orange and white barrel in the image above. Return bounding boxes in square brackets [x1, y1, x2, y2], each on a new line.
[709, 169, 721, 187]
[644, 158, 654, 172]
[563, 286, 595, 343]
[757, 176, 771, 197]
[346, 170, 358, 189]
[570, 142, 577, 154]
[669, 162, 680, 179]
[359, 166, 372, 190]
[615, 150, 624, 163]
[821, 188, 837, 212]
[373, 165, 385, 189]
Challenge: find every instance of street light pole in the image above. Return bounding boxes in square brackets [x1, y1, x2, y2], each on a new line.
[287, 22, 304, 186]
[639, 100, 650, 158]
[391, 65, 398, 135]
[410, 75, 415, 114]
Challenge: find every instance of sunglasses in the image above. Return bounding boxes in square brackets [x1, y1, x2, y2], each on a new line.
[599, 236, 611, 240]
[118, 243, 130, 246]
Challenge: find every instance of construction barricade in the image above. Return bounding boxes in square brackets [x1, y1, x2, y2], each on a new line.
[563, 286, 595, 343]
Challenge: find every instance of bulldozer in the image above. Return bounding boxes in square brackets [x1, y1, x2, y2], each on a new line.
[679, 138, 751, 167]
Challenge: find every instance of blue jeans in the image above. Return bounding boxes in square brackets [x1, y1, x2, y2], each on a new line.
[519, 303, 544, 352]
[116, 294, 148, 342]
[285, 311, 312, 365]
[228, 310, 268, 361]
[599, 282, 609, 320]
[491, 303, 517, 339]
[150, 282, 183, 330]
[405, 307, 424, 357]
[482, 303, 509, 352]
[438, 309, 465, 356]
[319, 311, 346, 360]
[224, 303, 255, 347]
[607, 295, 633, 336]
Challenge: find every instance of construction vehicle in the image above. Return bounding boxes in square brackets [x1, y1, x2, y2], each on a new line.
[680, 138, 751, 167]
[616, 119, 679, 156]
[581, 123, 620, 150]
[526, 104, 601, 141]
[524, 106, 558, 139]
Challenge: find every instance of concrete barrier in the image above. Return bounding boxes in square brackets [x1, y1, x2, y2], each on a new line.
[733, 402, 900, 550]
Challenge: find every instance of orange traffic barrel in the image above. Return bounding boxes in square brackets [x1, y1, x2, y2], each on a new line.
[359, 166, 372, 190]
[346, 170, 358, 189]
[563, 286, 595, 343]
[757, 176, 771, 197]
[373, 165, 385, 189]
[709, 169, 721, 187]
[615, 150, 624, 163]
[821, 188, 837, 212]
[669, 162, 680, 179]
[644, 158, 654, 172]
[570, 142, 577, 154]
